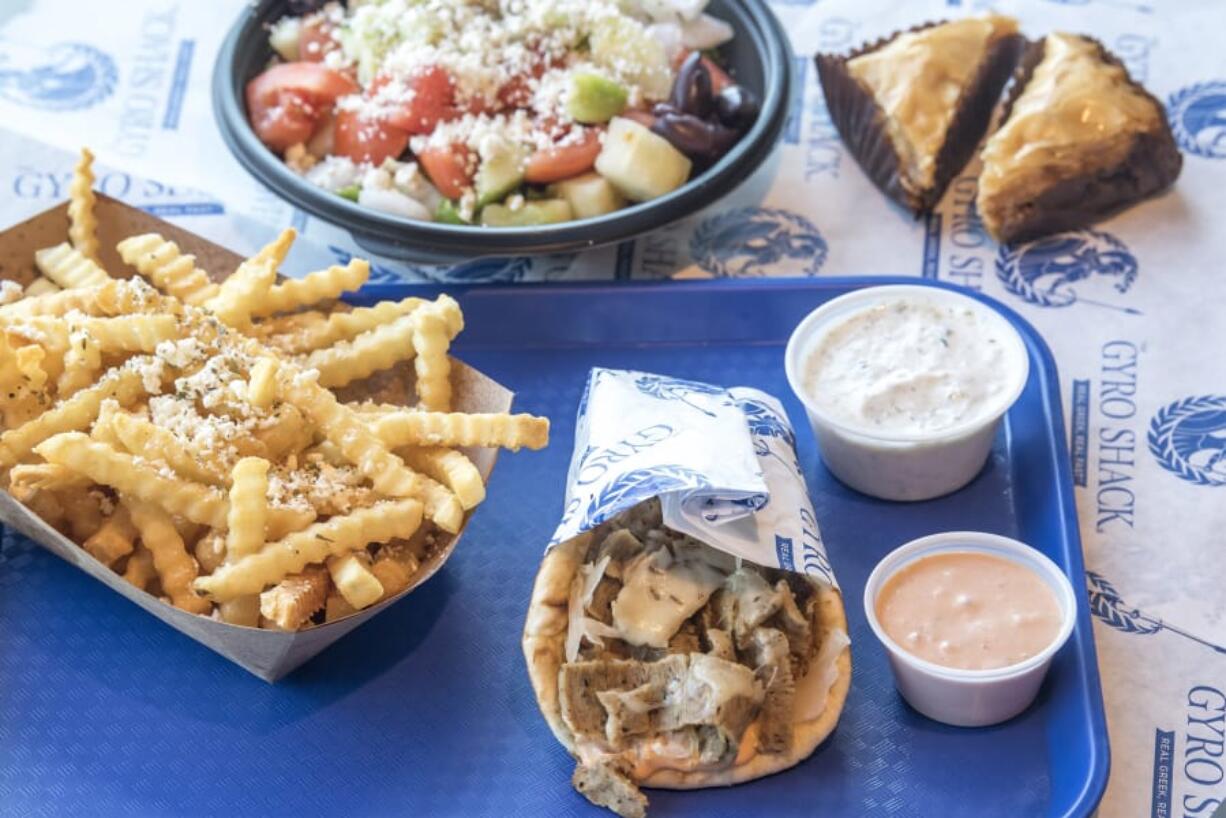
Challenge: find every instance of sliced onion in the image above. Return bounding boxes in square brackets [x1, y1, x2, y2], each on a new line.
[645, 22, 685, 62]
[681, 14, 734, 51]
[566, 556, 614, 662]
[794, 626, 851, 722]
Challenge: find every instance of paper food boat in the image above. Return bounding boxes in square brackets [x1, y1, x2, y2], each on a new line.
[0, 196, 511, 681]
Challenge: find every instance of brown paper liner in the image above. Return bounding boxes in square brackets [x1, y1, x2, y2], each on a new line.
[979, 36, 1184, 244]
[815, 22, 1022, 214]
[0, 196, 513, 681]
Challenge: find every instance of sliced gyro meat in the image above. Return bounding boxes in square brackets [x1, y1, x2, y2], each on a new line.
[746, 627, 797, 754]
[717, 567, 783, 648]
[598, 681, 666, 745]
[573, 757, 648, 818]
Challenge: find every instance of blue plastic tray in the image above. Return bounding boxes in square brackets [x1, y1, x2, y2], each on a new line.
[0, 277, 1108, 817]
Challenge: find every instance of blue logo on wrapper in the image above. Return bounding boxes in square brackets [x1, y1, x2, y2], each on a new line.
[1147, 395, 1226, 486]
[1168, 81, 1226, 159]
[632, 373, 730, 417]
[702, 493, 769, 523]
[774, 535, 796, 571]
[798, 507, 833, 585]
[690, 207, 827, 278]
[997, 229, 1140, 313]
[0, 42, 116, 110]
[737, 397, 797, 450]
[581, 466, 710, 529]
[738, 396, 803, 476]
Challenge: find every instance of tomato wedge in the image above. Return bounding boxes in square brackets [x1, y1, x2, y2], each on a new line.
[418, 143, 475, 199]
[524, 129, 602, 185]
[333, 110, 410, 165]
[375, 66, 459, 135]
[497, 74, 534, 110]
[246, 63, 358, 152]
[298, 18, 340, 63]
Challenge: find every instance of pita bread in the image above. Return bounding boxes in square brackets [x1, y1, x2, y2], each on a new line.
[521, 533, 852, 791]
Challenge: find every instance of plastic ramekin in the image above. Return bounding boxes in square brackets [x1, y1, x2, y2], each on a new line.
[783, 285, 1030, 502]
[863, 531, 1077, 727]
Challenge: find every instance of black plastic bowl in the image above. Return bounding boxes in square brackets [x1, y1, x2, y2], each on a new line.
[213, 0, 791, 262]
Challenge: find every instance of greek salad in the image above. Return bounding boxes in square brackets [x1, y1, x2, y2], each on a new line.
[247, 0, 759, 226]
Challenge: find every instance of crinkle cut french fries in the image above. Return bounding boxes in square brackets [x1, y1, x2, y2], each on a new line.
[0, 148, 550, 631]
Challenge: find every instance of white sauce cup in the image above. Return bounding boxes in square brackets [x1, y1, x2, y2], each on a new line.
[863, 531, 1077, 727]
[783, 285, 1029, 501]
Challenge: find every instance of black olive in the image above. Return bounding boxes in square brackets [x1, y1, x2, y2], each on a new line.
[651, 102, 680, 118]
[286, 0, 328, 13]
[651, 112, 738, 163]
[715, 85, 760, 132]
[669, 52, 715, 120]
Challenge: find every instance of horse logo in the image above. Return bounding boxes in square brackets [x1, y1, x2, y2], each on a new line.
[1168, 81, 1226, 159]
[690, 207, 827, 278]
[1148, 395, 1226, 487]
[996, 228, 1141, 314]
[0, 42, 116, 111]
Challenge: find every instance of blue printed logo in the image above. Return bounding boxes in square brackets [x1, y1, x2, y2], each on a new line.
[582, 466, 710, 529]
[738, 396, 803, 476]
[996, 229, 1141, 314]
[1148, 395, 1226, 487]
[0, 42, 116, 111]
[1088, 572, 1225, 653]
[413, 256, 532, 283]
[737, 397, 797, 450]
[1168, 81, 1226, 159]
[632, 373, 729, 417]
[690, 207, 827, 278]
[774, 535, 795, 571]
[702, 493, 768, 523]
[798, 507, 832, 584]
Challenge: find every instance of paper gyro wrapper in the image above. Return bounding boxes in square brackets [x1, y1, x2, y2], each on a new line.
[0, 196, 512, 682]
[549, 368, 837, 585]
[526, 368, 850, 792]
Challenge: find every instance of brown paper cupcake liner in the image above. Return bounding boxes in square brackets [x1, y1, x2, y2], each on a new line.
[816, 22, 1022, 215]
[983, 36, 1183, 244]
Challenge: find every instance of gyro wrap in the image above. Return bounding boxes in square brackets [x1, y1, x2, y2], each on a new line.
[549, 367, 836, 588]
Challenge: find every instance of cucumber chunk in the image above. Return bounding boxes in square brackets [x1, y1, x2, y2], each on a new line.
[434, 199, 468, 224]
[590, 16, 671, 99]
[567, 73, 628, 124]
[549, 172, 627, 219]
[337, 184, 361, 202]
[475, 139, 528, 207]
[268, 18, 302, 61]
[480, 199, 574, 227]
[594, 117, 693, 202]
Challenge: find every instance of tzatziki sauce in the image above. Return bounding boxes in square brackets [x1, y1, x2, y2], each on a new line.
[801, 298, 1021, 436]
